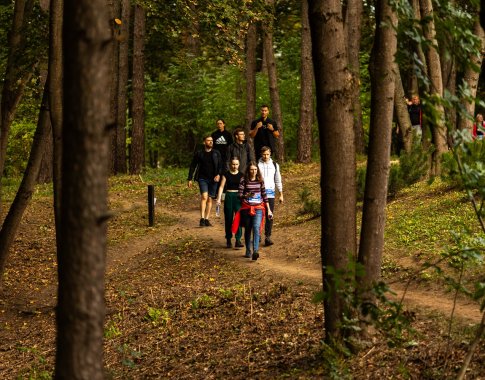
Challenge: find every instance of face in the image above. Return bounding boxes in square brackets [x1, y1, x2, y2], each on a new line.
[230, 160, 240, 171]
[236, 131, 245, 142]
[477, 114, 483, 122]
[204, 137, 213, 148]
[216, 120, 225, 131]
[261, 150, 271, 162]
[260, 107, 269, 119]
[248, 165, 258, 178]
[412, 96, 420, 105]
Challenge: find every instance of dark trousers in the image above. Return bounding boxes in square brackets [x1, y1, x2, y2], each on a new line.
[224, 192, 242, 240]
[265, 198, 275, 238]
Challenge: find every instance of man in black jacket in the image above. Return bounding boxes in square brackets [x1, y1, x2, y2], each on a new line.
[226, 127, 254, 173]
[188, 135, 223, 227]
[250, 104, 280, 160]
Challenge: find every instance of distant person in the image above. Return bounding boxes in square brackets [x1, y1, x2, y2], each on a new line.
[406, 95, 422, 142]
[216, 157, 244, 248]
[211, 119, 233, 164]
[227, 127, 254, 174]
[187, 135, 223, 227]
[233, 162, 273, 260]
[257, 146, 283, 246]
[250, 104, 280, 160]
[473, 113, 485, 140]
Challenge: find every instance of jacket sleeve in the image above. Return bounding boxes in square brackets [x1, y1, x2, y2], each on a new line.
[275, 163, 283, 193]
[187, 151, 198, 180]
[214, 149, 223, 176]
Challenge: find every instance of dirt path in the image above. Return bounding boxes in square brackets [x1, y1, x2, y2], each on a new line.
[111, 205, 483, 324]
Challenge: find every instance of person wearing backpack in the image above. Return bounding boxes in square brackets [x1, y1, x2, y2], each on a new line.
[187, 135, 223, 227]
[258, 146, 283, 246]
[226, 127, 254, 173]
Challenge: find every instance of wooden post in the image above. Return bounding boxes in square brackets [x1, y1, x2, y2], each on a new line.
[148, 184, 154, 226]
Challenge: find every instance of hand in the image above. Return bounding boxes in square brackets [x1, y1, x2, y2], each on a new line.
[268, 211, 273, 219]
[214, 175, 220, 182]
[267, 123, 274, 131]
[188, 180, 192, 188]
[279, 194, 284, 204]
[256, 121, 263, 129]
[216, 200, 221, 206]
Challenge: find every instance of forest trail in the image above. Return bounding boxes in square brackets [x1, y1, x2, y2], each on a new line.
[109, 204, 483, 325]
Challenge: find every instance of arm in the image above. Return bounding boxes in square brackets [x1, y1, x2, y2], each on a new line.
[187, 152, 198, 186]
[275, 163, 284, 203]
[249, 120, 262, 138]
[216, 175, 227, 204]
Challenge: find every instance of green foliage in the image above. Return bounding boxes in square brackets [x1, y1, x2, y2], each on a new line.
[104, 320, 122, 339]
[298, 186, 320, 217]
[145, 306, 170, 327]
[5, 119, 36, 177]
[16, 346, 51, 380]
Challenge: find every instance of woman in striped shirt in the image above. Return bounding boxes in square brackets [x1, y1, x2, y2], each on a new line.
[236, 162, 273, 260]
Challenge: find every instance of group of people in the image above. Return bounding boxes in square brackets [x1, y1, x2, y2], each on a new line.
[187, 105, 283, 261]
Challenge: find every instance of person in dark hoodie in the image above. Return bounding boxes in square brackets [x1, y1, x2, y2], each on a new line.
[249, 104, 280, 160]
[226, 127, 254, 174]
[211, 119, 233, 165]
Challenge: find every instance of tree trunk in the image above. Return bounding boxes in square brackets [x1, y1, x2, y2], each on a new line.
[115, 0, 130, 173]
[345, 0, 365, 155]
[0, 83, 51, 282]
[394, 68, 413, 152]
[55, 0, 111, 377]
[263, 0, 285, 161]
[458, 15, 485, 132]
[296, 0, 314, 164]
[244, 22, 257, 135]
[108, 0, 120, 175]
[357, 0, 397, 313]
[309, 0, 356, 343]
[37, 70, 53, 184]
[419, 0, 447, 176]
[49, 0, 64, 245]
[129, 4, 146, 174]
[0, 0, 36, 215]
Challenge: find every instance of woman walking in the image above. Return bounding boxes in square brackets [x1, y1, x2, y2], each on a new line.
[216, 157, 244, 248]
[234, 162, 273, 260]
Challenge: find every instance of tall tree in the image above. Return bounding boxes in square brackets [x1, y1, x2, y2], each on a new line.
[129, 3, 146, 174]
[263, 0, 285, 161]
[108, 0, 120, 175]
[357, 0, 398, 314]
[0, 82, 52, 282]
[115, 0, 130, 173]
[55, 0, 112, 377]
[394, 67, 413, 152]
[296, 0, 314, 164]
[345, 0, 365, 154]
[0, 0, 36, 214]
[244, 22, 257, 135]
[309, 0, 357, 343]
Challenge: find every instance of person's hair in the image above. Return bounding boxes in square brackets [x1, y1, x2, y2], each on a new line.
[260, 146, 271, 154]
[244, 161, 263, 183]
[260, 104, 269, 109]
[477, 113, 483, 119]
[203, 134, 212, 141]
[229, 157, 240, 164]
[217, 118, 225, 125]
[233, 127, 244, 138]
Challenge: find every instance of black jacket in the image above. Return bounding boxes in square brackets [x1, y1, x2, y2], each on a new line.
[187, 149, 223, 181]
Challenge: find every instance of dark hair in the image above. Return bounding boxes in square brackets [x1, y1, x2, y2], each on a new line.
[244, 161, 263, 183]
[217, 118, 225, 125]
[260, 104, 269, 109]
[233, 127, 244, 138]
[260, 146, 271, 154]
[203, 134, 212, 141]
[229, 156, 240, 163]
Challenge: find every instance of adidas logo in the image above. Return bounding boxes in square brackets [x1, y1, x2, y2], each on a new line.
[215, 136, 228, 145]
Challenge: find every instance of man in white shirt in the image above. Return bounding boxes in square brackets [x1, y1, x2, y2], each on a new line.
[257, 146, 283, 246]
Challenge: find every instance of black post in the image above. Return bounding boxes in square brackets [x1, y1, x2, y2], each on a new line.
[148, 184, 155, 226]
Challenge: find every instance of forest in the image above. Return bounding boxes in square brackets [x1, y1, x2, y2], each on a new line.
[1, 0, 485, 378]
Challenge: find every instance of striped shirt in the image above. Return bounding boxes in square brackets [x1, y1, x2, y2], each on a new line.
[238, 178, 268, 205]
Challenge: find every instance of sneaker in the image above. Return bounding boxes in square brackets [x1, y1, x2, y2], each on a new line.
[204, 219, 212, 227]
[226, 239, 232, 248]
[245, 251, 251, 258]
[264, 238, 274, 246]
[235, 240, 244, 248]
[252, 251, 259, 261]
[199, 218, 205, 227]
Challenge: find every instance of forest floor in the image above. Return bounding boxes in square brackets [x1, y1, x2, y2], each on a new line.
[0, 162, 484, 379]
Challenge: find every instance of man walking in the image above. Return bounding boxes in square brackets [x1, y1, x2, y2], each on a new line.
[227, 127, 254, 173]
[188, 135, 223, 226]
[257, 146, 283, 246]
[250, 104, 280, 160]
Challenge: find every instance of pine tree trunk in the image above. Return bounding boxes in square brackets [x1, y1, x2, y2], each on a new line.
[55, 0, 111, 377]
[297, 0, 314, 163]
[309, 0, 357, 343]
[394, 68, 413, 152]
[129, 4, 146, 174]
[108, 0, 120, 175]
[244, 22, 257, 134]
[358, 0, 397, 313]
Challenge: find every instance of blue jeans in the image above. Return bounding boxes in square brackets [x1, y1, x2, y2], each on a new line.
[242, 209, 263, 254]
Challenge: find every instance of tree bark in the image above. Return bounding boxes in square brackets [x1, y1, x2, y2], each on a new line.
[458, 15, 485, 132]
[296, 0, 314, 164]
[129, 4, 146, 174]
[0, 83, 52, 282]
[394, 68, 413, 152]
[357, 0, 397, 312]
[419, 0, 447, 176]
[55, 0, 111, 377]
[309, 0, 357, 343]
[108, 0, 120, 175]
[244, 22, 257, 135]
[345, 0, 365, 154]
[263, 0, 285, 161]
[115, 0, 130, 173]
